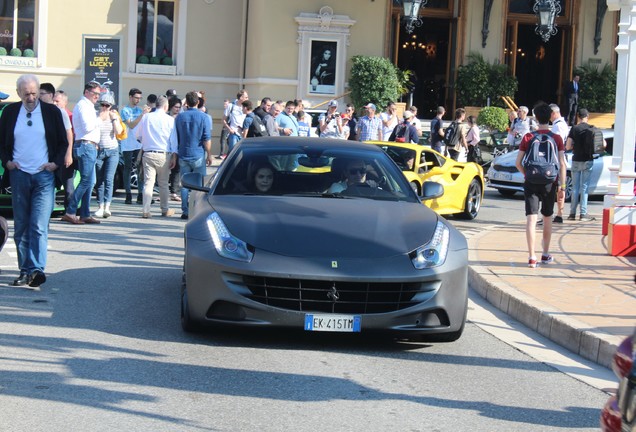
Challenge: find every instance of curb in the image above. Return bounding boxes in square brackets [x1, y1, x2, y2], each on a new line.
[467, 228, 622, 369]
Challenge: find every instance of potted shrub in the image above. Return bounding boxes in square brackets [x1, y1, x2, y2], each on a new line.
[349, 55, 401, 112]
[574, 61, 616, 128]
[456, 52, 517, 110]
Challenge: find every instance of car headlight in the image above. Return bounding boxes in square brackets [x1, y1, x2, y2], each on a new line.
[410, 221, 450, 269]
[206, 212, 254, 262]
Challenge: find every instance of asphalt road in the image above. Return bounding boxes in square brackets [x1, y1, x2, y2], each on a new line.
[0, 189, 610, 431]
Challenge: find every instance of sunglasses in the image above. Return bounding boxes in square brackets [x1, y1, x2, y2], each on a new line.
[26, 111, 32, 127]
[100, 103, 111, 108]
[348, 167, 366, 175]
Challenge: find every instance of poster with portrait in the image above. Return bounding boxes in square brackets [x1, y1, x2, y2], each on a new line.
[83, 37, 120, 106]
[309, 40, 337, 95]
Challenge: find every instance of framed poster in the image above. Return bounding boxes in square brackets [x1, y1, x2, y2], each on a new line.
[295, 8, 355, 104]
[309, 40, 337, 95]
[83, 37, 120, 106]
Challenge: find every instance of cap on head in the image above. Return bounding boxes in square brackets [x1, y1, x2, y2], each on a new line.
[328, 99, 338, 108]
[166, 89, 177, 97]
[403, 111, 413, 119]
[0, 91, 9, 100]
[364, 103, 377, 111]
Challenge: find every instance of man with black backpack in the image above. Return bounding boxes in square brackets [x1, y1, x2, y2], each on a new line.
[565, 108, 600, 222]
[515, 103, 567, 268]
[388, 111, 418, 143]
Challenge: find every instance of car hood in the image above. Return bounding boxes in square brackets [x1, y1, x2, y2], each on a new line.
[493, 150, 519, 167]
[208, 196, 439, 258]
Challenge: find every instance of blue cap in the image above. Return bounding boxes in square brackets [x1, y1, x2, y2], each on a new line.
[364, 103, 377, 111]
[0, 91, 9, 100]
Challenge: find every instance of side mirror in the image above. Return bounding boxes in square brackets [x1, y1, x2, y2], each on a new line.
[181, 172, 210, 193]
[421, 181, 444, 200]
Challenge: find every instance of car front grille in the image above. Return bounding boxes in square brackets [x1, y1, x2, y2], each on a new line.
[241, 276, 435, 314]
[492, 164, 518, 173]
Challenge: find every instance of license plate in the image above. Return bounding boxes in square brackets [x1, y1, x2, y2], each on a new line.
[304, 314, 361, 332]
[495, 172, 512, 181]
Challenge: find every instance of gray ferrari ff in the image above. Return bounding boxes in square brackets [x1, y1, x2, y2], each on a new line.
[181, 137, 468, 341]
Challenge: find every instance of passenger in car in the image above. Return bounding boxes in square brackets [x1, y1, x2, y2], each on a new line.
[244, 160, 276, 194]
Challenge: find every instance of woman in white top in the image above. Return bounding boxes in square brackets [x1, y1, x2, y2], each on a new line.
[465, 115, 481, 163]
[94, 93, 123, 218]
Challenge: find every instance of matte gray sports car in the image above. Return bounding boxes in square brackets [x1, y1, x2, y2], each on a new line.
[181, 137, 468, 341]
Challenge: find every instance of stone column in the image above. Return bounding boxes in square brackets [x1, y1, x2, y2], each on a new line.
[605, 0, 636, 256]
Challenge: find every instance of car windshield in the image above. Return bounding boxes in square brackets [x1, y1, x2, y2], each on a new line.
[214, 143, 419, 203]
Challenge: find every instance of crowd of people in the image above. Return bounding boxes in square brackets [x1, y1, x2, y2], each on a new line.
[0, 71, 601, 285]
[0, 74, 216, 287]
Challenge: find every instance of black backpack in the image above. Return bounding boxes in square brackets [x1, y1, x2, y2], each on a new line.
[444, 121, 460, 147]
[522, 131, 560, 185]
[247, 113, 268, 137]
[389, 123, 410, 143]
[580, 125, 604, 158]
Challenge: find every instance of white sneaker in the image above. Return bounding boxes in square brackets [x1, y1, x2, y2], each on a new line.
[94, 208, 104, 218]
[103, 208, 111, 218]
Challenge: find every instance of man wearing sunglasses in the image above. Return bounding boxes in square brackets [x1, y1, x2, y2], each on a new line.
[62, 81, 102, 225]
[0, 74, 68, 287]
[327, 159, 376, 194]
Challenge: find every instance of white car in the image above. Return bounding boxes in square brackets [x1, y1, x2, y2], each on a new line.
[486, 130, 614, 200]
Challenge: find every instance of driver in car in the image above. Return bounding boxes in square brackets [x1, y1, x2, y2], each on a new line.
[328, 159, 377, 193]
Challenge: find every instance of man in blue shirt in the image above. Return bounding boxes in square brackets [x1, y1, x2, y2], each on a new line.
[275, 101, 299, 136]
[175, 91, 212, 220]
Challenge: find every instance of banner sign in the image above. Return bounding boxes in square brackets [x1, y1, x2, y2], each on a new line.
[83, 37, 120, 106]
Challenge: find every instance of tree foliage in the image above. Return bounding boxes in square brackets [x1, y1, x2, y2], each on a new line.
[574, 61, 616, 113]
[349, 56, 401, 110]
[456, 52, 518, 108]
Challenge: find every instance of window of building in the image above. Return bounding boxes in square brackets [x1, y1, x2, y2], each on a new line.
[508, 0, 566, 17]
[0, 0, 35, 55]
[136, 0, 174, 65]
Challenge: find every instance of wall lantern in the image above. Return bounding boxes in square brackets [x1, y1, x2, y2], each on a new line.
[402, 0, 427, 34]
[533, 0, 561, 42]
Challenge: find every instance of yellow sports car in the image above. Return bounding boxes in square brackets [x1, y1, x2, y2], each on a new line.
[367, 141, 484, 219]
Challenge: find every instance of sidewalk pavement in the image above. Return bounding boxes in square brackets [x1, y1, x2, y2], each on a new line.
[468, 218, 636, 369]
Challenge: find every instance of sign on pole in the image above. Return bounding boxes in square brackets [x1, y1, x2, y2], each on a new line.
[83, 37, 120, 106]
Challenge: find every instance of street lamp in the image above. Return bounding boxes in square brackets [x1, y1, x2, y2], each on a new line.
[402, 0, 427, 34]
[533, 0, 561, 42]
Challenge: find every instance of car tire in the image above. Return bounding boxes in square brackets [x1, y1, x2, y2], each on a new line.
[180, 272, 200, 333]
[564, 172, 572, 202]
[460, 178, 482, 220]
[497, 189, 517, 197]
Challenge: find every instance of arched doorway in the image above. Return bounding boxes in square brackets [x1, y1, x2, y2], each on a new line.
[505, 0, 573, 109]
[397, 19, 450, 119]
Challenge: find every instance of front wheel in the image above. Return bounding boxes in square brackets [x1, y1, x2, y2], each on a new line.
[564, 172, 572, 202]
[180, 269, 200, 333]
[460, 178, 482, 220]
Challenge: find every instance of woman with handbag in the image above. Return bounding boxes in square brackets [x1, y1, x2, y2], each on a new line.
[466, 115, 482, 163]
[94, 93, 125, 218]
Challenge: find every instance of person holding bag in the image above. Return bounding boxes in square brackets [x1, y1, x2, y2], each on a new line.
[94, 93, 124, 218]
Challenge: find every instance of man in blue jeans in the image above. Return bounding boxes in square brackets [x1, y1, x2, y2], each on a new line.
[223, 89, 248, 153]
[0, 74, 68, 287]
[566, 108, 596, 221]
[62, 81, 102, 225]
[175, 91, 212, 219]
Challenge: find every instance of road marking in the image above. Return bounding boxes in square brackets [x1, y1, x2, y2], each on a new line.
[468, 291, 617, 392]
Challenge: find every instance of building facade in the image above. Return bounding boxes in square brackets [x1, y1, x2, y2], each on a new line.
[0, 0, 618, 125]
